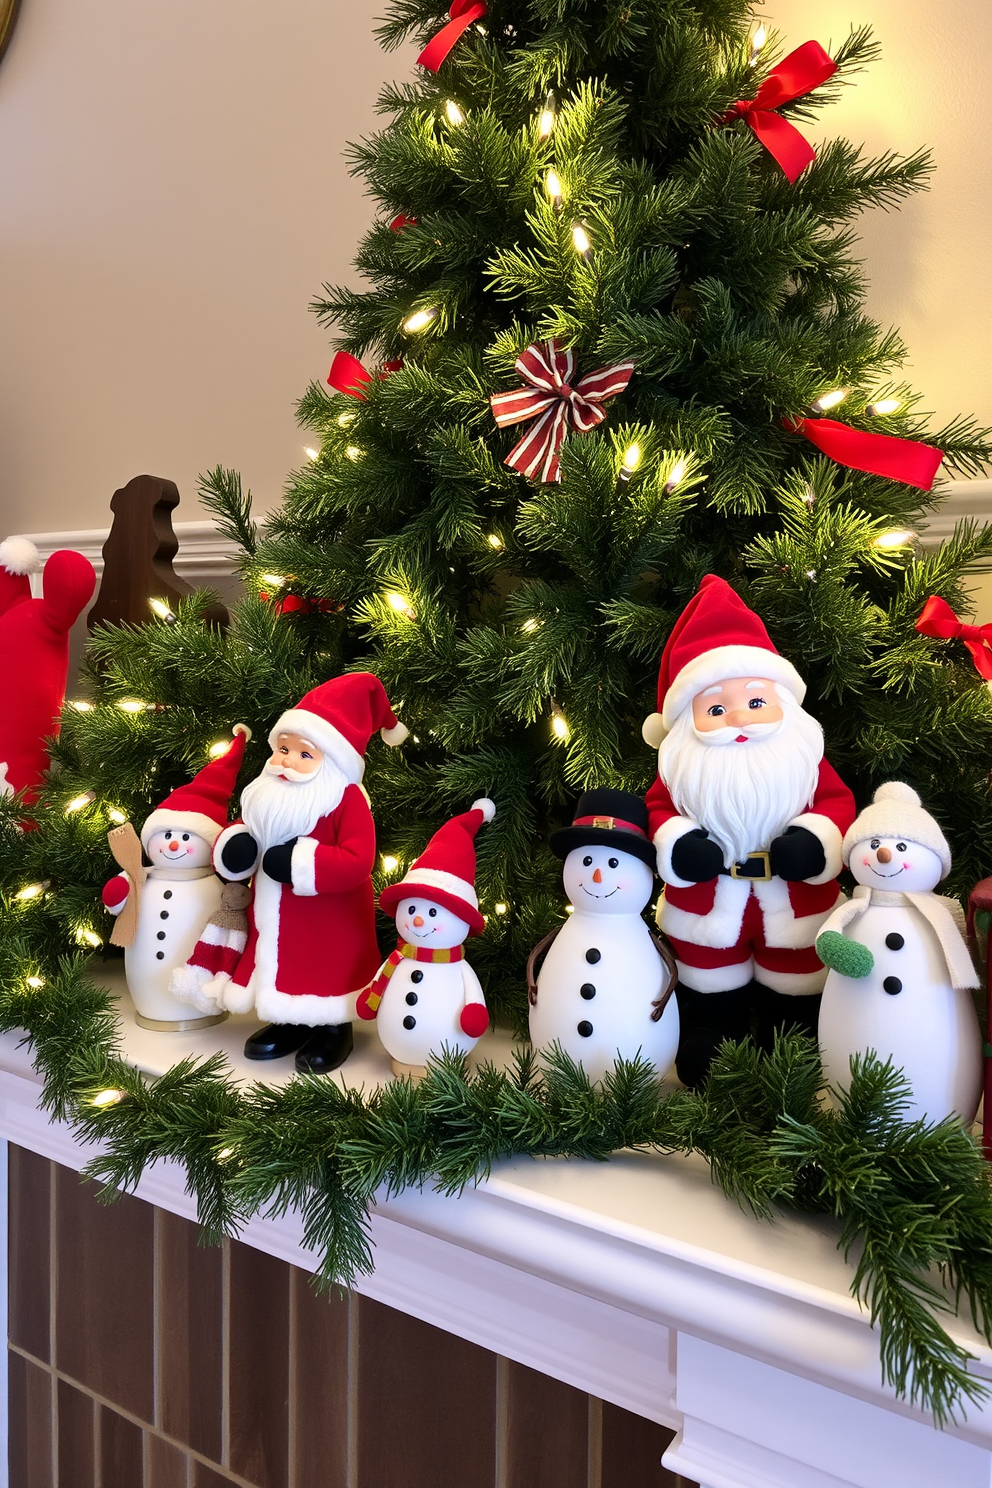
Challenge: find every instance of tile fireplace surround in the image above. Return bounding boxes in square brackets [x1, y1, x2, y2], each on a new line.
[4, 971, 992, 1488]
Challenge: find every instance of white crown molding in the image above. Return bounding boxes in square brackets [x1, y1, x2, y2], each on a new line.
[10, 519, 241, 589]
[919, 479, 992, 546]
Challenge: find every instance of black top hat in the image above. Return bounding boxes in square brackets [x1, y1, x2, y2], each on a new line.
[550, 788, 657, 872]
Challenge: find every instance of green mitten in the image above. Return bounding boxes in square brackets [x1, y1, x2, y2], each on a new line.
[816, 929, 874, 979]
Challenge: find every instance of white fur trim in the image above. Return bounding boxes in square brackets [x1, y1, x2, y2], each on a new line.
[675, 958, 753, 992]
[663, 644, 806, 730]
[659, 875, 751, 949]
[254, 986, 356, 1025]
[213, 822, 259, 882]
[653, 815, 704, 888]
[232, 723, 252, 741]
[0, 536, 40, 576]
[141, 809, 223, 850]
[397, 865, 479, 911]
[642, 712, 666, 749]
[381, 720, 409, 747]
[0, 763, 12, 798]
[752, 879, 843, 950]
[268, 709, 364, 782]
[754, 964, 828, 995]
[221, 973, 255, 1014]
[472, 797, 496, 823]
[790, 812, 844, 885]
[291, 837, 319, 897]
[169, 964, 223, 1013]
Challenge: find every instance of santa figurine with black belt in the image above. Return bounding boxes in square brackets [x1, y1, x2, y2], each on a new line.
[195, 672, 407, 1074]
[643, 576, 855, 1088]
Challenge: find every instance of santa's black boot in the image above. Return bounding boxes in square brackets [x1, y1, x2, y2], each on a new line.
[753, 985, 822, 1055]
[674, 983, 752, 1090]
[295, 1022, 354, 1074]
[244, 1023, 313, 1060]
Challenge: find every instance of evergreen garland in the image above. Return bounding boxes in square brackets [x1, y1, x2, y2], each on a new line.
[1, 888, 991, 1427]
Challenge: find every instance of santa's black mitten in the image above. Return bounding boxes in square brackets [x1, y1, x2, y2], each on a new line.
[219, 830, 259, 876]
[769, 825, 826, 882]
[262, 838, 298, 884]
[669, 828, 724, 883]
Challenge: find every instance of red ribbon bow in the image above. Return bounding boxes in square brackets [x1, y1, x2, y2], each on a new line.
[327, 352, 405, 399]
[417, 1, 487, 72]
[785, 416, 944, 490]
[725, 40, 837, 183]
[260, 593, 342, 618]
[916, 596, 992, 680]
[490, 340, 635, 484]
[327, 351, 372, 399]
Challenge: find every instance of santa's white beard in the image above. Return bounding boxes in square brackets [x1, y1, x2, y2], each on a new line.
[240, 758, 349, 851]
[657, 693, 824, 868]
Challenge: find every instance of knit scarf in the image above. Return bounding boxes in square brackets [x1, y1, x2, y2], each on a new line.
[362, 939, 465, 1014]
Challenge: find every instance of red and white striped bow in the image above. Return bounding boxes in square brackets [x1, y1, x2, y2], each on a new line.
[490, 340, 635, 483]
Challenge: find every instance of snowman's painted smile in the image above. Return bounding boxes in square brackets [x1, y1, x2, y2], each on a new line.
[580, 882, 619, 899]
[868, 863, 905, 879]
[159, 847, 193, 861]
[408, 926, 437, 938]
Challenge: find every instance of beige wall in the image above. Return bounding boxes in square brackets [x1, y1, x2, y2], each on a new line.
[0, 1, 987, 535]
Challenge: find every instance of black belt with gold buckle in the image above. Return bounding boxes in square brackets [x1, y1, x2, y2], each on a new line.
[724, 851, 772, 882]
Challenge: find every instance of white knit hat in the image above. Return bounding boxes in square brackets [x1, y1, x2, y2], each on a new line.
[842, 781, 951, 878]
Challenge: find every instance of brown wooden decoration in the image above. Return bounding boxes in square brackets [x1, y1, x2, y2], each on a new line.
[0, 0, 21, 69]
[106, 822, 147, 948]
[87, 475, 228, 632]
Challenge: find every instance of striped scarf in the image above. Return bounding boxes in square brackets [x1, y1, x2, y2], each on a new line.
[362, 939, 465, 1014]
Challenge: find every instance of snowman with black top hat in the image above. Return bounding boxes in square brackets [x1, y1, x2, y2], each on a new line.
[528, 788, 679, 1082]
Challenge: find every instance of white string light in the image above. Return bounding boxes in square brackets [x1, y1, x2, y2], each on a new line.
[873, 529, 916, 550]
[571, 222, 592, 258]
[545, 168, 563, 208]
[68, 700, 94, 713]
[90, 1089, 126, 1109]
[304, 446, 319, 461]
[403, 307, 438, 334]
[444, 99, 465, 126]
[381, 855, 400, 873]
[77, 928, 103, 949]
[25, 976, 45, 990]
[538, 92, 557, 137]
[748, 23, 767, 64]
[551, 703, 569, 741]
[345, 446, 363, 462]
[107, 807, 127, 825]
[487, 533, 504, 550]
[866, 397, 901, 417]
[521, 618, 541, 634]
[117, 699, 150, 714]
[494, 902, 509, 916]
[664, 458, 688, 494]
[15, 883, 47, 902]
[65, 791, 96, 814]
[148, 598, 176, 624]
[811, 388, 848, 413]
[386, 591, 417, 620]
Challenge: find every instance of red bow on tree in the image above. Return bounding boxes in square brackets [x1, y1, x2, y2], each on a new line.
[916, 596, 992, 680]
[417, 1, 487, 72]
[490, 340, 635, 484]
[327, 352, 405, 398]
[785, 416, 944, 490]
[723, 40, 836, 183]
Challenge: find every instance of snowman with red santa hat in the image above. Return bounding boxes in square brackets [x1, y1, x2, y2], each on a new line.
[102, 725, 250, 1029]
[643, 576, 856, 1088]
[196, 672, 407, 1074]
[357, 799, 493, 1077]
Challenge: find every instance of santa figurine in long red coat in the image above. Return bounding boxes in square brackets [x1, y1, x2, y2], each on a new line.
[198, 672, 407, 1073]
[643, 576, 855, 1088]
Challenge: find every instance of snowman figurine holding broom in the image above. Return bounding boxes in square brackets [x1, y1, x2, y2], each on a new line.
[357, 800, 494, 1076]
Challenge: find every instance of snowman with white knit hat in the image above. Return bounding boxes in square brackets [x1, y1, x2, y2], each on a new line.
[816, 781, 981, 1124]
[357, 800, 494, 1076]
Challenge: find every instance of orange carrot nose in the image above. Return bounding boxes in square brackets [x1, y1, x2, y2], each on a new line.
[413, 914, 425, 927]
[592, 867, 603, 883]
[169, 840, 179, 851]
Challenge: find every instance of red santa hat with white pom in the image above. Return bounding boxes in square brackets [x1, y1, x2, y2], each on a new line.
[641, 574, 806, 746]
[270, 671, 407, 782]
[380, 799, 495, 936]
[141, 726, 251, 849]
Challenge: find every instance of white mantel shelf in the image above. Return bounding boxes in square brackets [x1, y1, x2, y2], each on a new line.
[2, 976, 992, 1488]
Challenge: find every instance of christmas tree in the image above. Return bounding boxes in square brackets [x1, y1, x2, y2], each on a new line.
[23, 0, 990, 1027]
